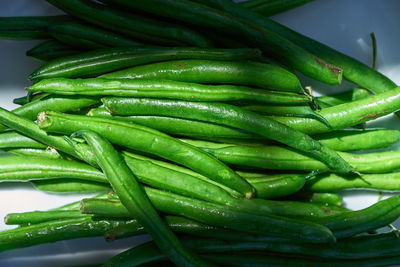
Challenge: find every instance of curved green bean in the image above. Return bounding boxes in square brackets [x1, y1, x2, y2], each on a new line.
[102, 97, 355, 174]
[29, 77, 310, 104]
[29, 47, 261, 81]
[101, 59, 304, 93]
[38, 111, 255, 198]
[70, 130, 212, 267]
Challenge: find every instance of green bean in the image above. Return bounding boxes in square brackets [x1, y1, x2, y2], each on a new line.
[89, 107, 261, 140]
[29, 77, 310, 104]
[101, 59, 304, 93]
[0, 16, 71, 40]
[96, 0, 343, 85]
[0, 131, 45, 149]
[32, 178, 111, 194]
[240, 3, 397, 94]
[312, 128, 400, 152]
[0, 217, 141, 252]
[4, 148, 62, 159]
[186, 140, 400, 173]
[5, 210, 87, 225]
[0, 94, 99, 132]
[102, 97, 355, 174]
[289, 191, 344, 207]
[239, 0, 314, 16]
[39, 111, 255, 198]
[70, 130, 212, 266]
[242, 104, 330, 126]
[270, 86, 400, 134]
[316, 88, 371, 108]
[81, 188, 336, 243]
[47, 21, 142, 49]
[13, 92, 50, 106]
[0, 156, 106, 183]
[29, 47, 261, 81]
[26, 40, 81, 62]
[306, 172, 400, 192]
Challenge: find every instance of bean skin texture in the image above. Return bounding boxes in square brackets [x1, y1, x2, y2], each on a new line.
[102, 97, 355, 174]
[38, 111, 255, 198]
[29, 47, 261, 81]
[101, 59, 304, 93]
[96, 0, 343, 85]
[29, 77, 310, 104]
[271, 86, 400, 134]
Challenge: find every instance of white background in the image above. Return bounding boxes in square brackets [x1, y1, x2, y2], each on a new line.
[0, 0, 400, 266]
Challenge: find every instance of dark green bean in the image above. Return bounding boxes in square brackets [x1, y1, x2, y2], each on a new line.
[239, 0, 314, 16]
[0, 94, 99, 132]
[96, 0, 343, 85]
[101, 59, 304, 93]
[13, 92, 50, 106]
[0, 16, 71, 39]
[69, 130, 212, 266]
[29, 77, 310, 104]
[316, 88, 371, 108]
[32, 178, 111, 194]
[39, 111, 255, 198]
[29, 47, 261, 81]
[0, 217, 141, 252]
[46, 0, 211, 47]
[271, 86, 400, 134]
[184, 140, 400, 173]
[26, 40, 81, 62]
[48, 21, 141, 49]
[102, 97, 355, 174]
[81, 188, 336, 243]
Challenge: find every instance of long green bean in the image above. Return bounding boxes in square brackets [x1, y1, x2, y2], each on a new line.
[26, 40, 81, 62]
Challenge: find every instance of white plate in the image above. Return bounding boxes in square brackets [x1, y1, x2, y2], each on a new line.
[0, 0, 399, 266]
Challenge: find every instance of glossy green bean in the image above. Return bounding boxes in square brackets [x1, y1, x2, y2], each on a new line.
[0, 156, 106, 183]
[96, 0, 343, 85]
[5, 210, 87, 225]
[270, 86, 400, 134]
[0, 131, 45, 149]
[316, 88, 371, 108]
[81, 188, 336, 243]
[0, 94, 99, 132]
[242, 104, 330, 126]
[88, 107, 261, 140]
[102, 97, 355, 174]
[186, 140, 400, 173]
[4, 148, 62, 159]
[0, 216, 141, 252]
[0, 16, 71, 39]
[46, 0, 211, 47]
[26, 40, 81, 62]
[32, 178, 111, 193]
[48, 21, 141, 49]
[101, 59, 304, 93]
[39, 111, 255, 198]
[70, 130, 211, 267]
[239, 0, 314, 16]
[288, 191, 344, 207]
[306, 172, 400, 192]
[312, 128, 400, 152]
[29, 47, 261, 81]
[30, 77, 310, 104]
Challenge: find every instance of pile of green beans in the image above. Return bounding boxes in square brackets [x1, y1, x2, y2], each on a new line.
[1, 0, 400, 266]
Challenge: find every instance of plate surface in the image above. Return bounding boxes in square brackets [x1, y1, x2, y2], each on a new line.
[0, 0, 399, 266]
